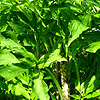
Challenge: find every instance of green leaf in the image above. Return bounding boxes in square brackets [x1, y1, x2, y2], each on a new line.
[0, 24, 8, 32]
[0, 14, 7, 27]
[0, 79, 7, 89]
[70, 94, 81, 99]
[33, 73, 50, 100]
[73, 0, 83, 4]
[85, 0, 99, 6]
[78, 14, 91, 27]
[38, 49, 67, 69]
[0, 34, 37, 63]
[93, 17, 100, 25]
[12, 11, 30, 25]
[7, 21, 24, 33]
[68, 20, 89, 46]
[84, 92, 100, 99]
[14, 82, 30, 99]
[14, 84, 22, 96]
[50, 92, 56, 100]
[80, 82, 85, 93]
[86, 84, 95, 95]
[0, 34, 23, 52]
[30, 11, 37, 29]
[71, 40, 81, 58]
[88, 75, 96, 87]
[0, 64, 28, 80]
[86, 41, 100, 53]
[0, 49, 19, 65]
[85, 76, 96, 95]
[17, 70, 30, 85]
[84, 31, 100, 42]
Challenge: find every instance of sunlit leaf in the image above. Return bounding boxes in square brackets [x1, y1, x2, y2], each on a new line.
[14, 82, 30, 99]
[0, 49, 19, 65]
[85, 76, 96, 95]
[38, 49, 67, 69]
[78, 14, 91, 27]
[0, 64, 28, 80]
[0, 34, 37, 63]
[84, 92, 100, 99]
[85, 0, 99, 5]
[33, 73, 50, 100]
[68, 20, 89, 46]
[73, 0, 83, 4]
[86, 42, 100, 53]
[70, 94, 81, 99]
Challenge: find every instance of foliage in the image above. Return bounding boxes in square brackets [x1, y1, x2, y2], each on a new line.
[0, 0, 100, 100]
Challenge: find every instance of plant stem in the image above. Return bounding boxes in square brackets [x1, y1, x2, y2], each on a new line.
[74, 59, 81, 92]
[45, 68, 63, 100]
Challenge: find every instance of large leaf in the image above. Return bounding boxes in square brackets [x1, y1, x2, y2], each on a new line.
[68, 20, 89, 46]
[0, 34, 24, 52]
[86, 41, 100, 53]
[0, 64, 28, 80]
[0, 34, 37, 63]
[33, 73, 50, 100]
[0, 49, 19, 65]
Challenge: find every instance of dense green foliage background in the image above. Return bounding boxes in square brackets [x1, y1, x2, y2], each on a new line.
[0, 0, 100, 100]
